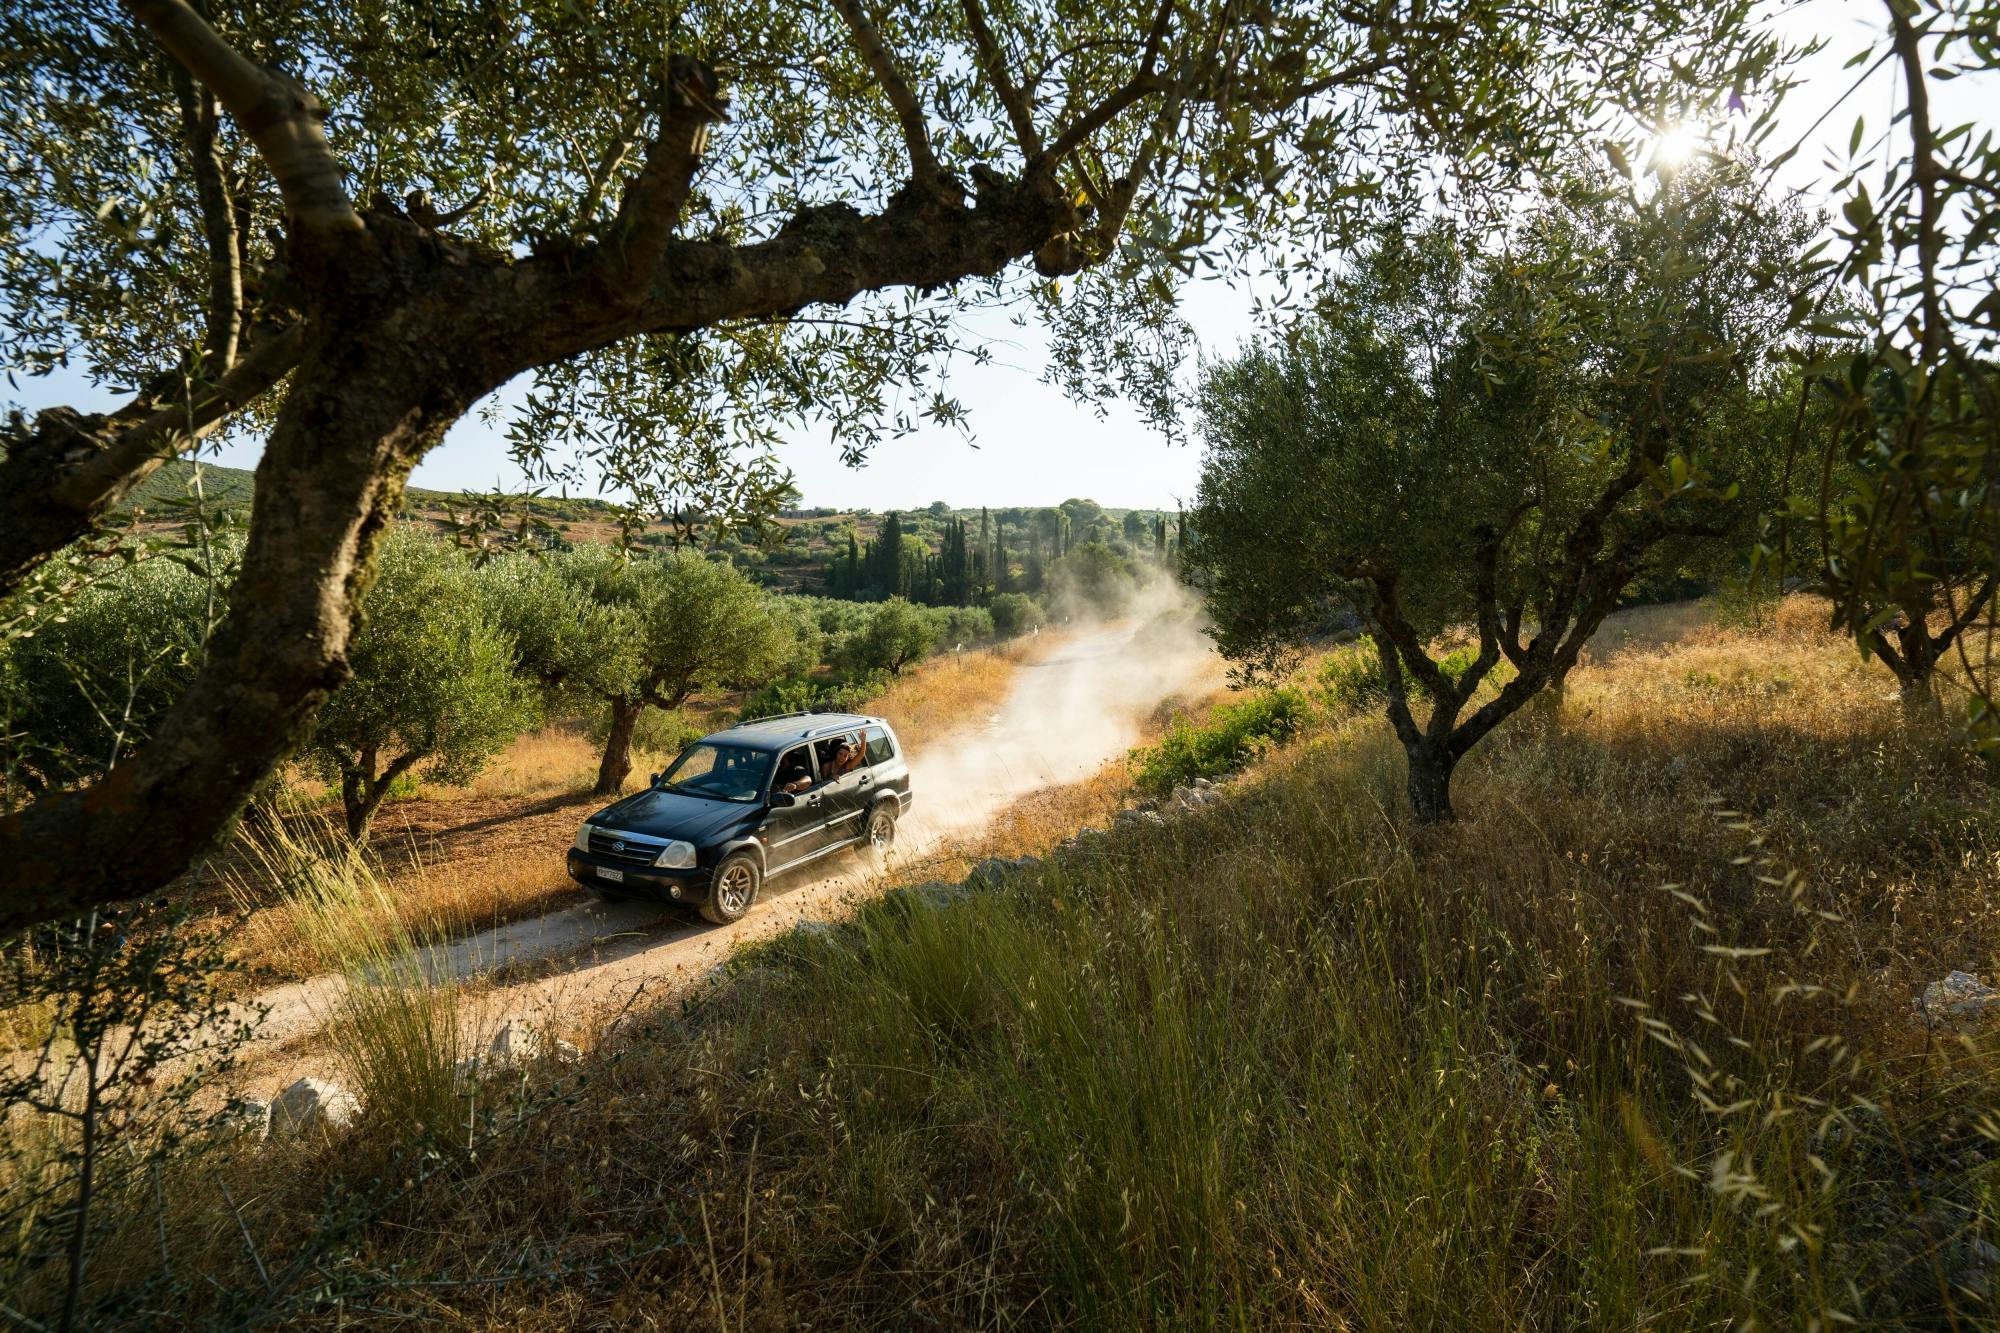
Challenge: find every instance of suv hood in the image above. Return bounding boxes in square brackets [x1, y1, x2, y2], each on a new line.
[590, 787, 756, 843]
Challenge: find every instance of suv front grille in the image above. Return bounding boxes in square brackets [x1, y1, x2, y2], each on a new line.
[588, 830, 661, 866]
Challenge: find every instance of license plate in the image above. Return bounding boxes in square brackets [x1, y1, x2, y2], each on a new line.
[596, 867, 624, 883]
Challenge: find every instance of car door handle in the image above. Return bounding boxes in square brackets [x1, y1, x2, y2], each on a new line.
[857, 774, 871, 785]
[807, 793, 822, 806]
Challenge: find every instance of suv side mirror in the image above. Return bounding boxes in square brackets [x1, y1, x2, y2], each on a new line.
[648, 772, 662, 787]
[769, 790, 796, 808]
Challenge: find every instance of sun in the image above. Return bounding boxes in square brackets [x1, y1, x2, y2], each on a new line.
[1650, 123, 1705, 172]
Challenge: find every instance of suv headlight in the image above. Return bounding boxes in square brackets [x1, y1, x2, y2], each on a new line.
[573, 823, 592, 853]
[653, 840, 697, 869]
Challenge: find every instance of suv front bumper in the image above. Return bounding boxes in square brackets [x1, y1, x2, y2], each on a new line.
[566, 848, 715, 903]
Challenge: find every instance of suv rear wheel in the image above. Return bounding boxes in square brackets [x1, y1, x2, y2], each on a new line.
[702, 852, 761, 925]
[864, 803, 897, 854]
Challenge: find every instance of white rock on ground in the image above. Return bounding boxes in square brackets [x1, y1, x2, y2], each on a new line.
[488, 1018, 544, 1065]
[270, 1077, 359, 1139]
[217, 1097, 272, 1142]
[1915, 971, 2000, 1024]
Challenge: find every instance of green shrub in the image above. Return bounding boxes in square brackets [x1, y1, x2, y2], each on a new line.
[1317, 648, 1385, 712]
[988, 592, 1046, 637]
[585, 702, 706, 758]
[1132, 686, 1308, 796]
[739, 670, 890, 721]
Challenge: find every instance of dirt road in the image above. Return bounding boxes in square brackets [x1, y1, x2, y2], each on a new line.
[233, 615, 1219, 1089]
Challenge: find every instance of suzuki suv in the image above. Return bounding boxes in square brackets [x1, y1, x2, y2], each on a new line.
[566, 712, 913, 924]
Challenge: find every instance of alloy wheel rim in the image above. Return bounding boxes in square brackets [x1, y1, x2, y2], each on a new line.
[870, 816, 892, 849]
[719, 864, 753, 913]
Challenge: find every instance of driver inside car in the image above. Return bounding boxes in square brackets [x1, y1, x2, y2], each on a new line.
[775, 750, 814, 795]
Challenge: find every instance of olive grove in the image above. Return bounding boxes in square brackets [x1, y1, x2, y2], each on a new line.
[0, 0, 1787, 927]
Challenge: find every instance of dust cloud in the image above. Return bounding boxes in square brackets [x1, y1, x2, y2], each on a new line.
[893, 581, 1220, 854]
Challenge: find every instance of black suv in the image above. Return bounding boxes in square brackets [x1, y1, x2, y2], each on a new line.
[566, 712, 913, 924]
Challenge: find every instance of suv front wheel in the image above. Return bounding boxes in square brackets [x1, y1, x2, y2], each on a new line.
[702, 852, 762, 925]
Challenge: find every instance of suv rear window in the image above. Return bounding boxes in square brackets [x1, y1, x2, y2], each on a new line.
[863, 727, 895, 766]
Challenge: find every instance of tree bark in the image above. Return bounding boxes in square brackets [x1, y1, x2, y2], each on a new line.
[342, 749, 420, 843]
[596, 696, 644, 795]
[1404, 740, 1457, 824]
[0, 287, 484, 933]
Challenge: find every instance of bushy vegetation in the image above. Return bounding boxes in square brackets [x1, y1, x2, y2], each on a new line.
[1131, 685, 1308, 796]
[28, 602, 1994, 1328]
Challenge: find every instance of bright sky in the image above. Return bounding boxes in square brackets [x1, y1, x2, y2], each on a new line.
[9, 0, 1994, 514]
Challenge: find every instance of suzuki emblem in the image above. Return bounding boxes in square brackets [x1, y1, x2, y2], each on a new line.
[612, 839, 626, 852]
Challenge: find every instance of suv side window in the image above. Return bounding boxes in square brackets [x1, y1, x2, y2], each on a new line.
[772, 744, 816, 793]
[863, 727, 894, 766]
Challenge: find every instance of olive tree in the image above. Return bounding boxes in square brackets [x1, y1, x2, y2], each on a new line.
[1, 553, 223, 801]
[1782, 0, 2000, 718]
[846, 596, 936, 675]
[0, 0, 1790, 928]
[575, 550, 795, 794]
[301, 528, 529, 840]
[1188, 167, 1811, 821]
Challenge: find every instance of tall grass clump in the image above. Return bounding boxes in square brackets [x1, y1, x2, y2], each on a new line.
[1131, 683, 1307, 795]
[229, 821, 468, 1143]
[220, 599, 1999, 1329]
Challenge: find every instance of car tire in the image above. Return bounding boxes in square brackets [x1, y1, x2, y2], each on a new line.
[701, 852, 761, 925]
[864, 803, 897, 855]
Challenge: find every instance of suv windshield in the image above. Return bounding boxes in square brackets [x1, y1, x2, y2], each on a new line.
[658, 743, 772, 803]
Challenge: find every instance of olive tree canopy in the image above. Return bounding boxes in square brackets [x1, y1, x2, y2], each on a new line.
[1189, 163, 1813, 820]
[0, 0, 1786, 928]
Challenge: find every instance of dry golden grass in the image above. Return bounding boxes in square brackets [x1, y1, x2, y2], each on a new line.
[224, 820, 576, 983]
[460, 723, 604, 800]
[31, 596, 2000, 1329]
[861, 638, 1032, 753]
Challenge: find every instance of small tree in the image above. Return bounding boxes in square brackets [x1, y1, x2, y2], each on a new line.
[1190, 168, 1809, 820]
[584, 551, 795, 794]
[302, 529, 530, 839]
[989, 592, 1046, 637]
[849, 597, 936, 675]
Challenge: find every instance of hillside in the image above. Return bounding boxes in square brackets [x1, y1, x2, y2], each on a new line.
[121, 459, 1180, 598]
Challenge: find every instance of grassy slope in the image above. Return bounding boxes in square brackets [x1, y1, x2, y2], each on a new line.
[31, 599, 2000, 1327]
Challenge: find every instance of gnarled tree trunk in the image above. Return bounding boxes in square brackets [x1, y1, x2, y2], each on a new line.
[596, 696, 645, 796]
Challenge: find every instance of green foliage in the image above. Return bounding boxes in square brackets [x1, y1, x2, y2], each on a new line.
[1, 548, 228, 794]
[302, 528, 530, 836]
[1780, 0, 1999, 716]
[1132, 687, 1308, 796]
[988, 592, 1046, 637]
[1317, 649, 1386, 713]
[738, 671, 891, 722]
[843, 598, 936, 676]
[1187, 166, 1815, 818]
[478, 548, 639, 713]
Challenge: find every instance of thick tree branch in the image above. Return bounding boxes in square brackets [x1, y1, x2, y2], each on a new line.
[578, 102, 648, 226]
[608, 56, 731, 290]
[0, 320, 306, 602]
[124, 0, 361, 234]
[1046, 70, 1170, 163]
[170, 62, 242, 370]
[827, 0, 945, 183]
[959, 0, 1042, 158]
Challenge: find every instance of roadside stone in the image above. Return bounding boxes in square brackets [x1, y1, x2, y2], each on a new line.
[488, 1018, 545, 1065]
[552, 1037, 582, 1063]
[216, 1097, 271, 1142]
[270, 1077, 359, 1139]
[1117, 808, 1167, 829]
[1914, 971, 2000, 1025]
[792, 918, 839, 939]
[966, 856, 1039, 890]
